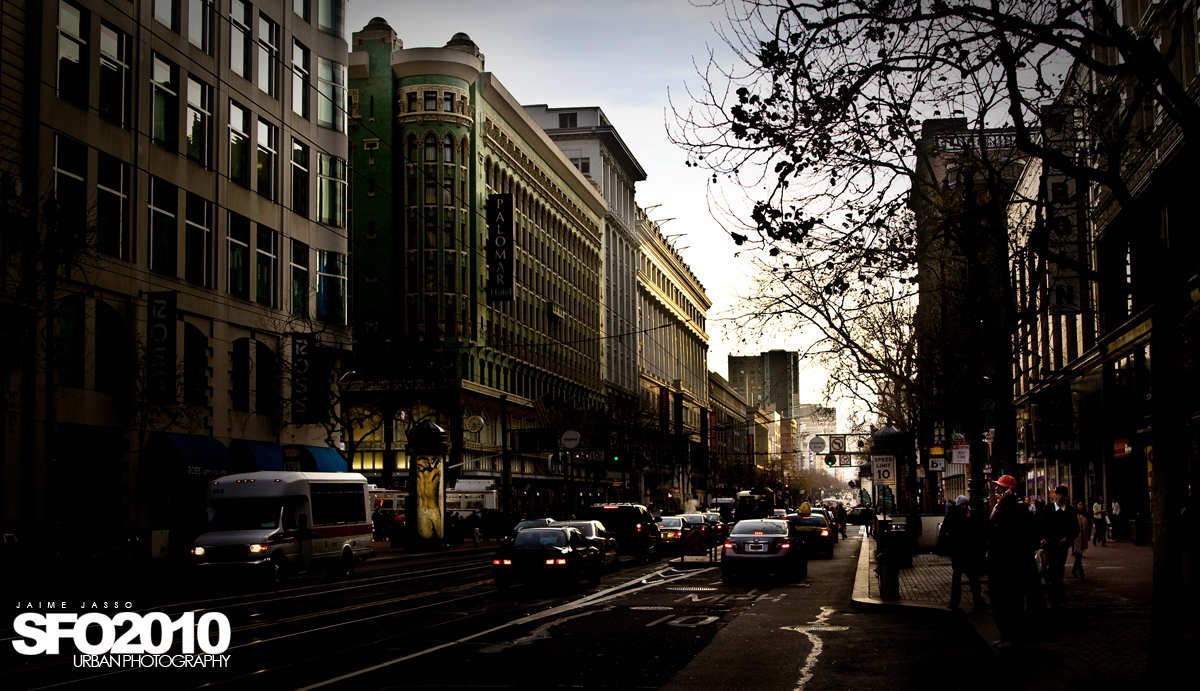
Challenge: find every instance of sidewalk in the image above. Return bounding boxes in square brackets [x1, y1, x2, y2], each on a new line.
[850, 529, 1191, 689]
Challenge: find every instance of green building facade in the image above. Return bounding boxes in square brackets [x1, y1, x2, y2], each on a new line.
[347, 19, 608, 514]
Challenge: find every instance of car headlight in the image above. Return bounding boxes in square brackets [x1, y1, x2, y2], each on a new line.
[249, 544, 269, 553]
[191, 547, 205, 556]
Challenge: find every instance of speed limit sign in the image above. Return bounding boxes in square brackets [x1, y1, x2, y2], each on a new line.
[871, 455, 896, 486]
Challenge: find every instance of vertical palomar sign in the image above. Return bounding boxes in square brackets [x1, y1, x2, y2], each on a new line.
[486, 193, 514, 302]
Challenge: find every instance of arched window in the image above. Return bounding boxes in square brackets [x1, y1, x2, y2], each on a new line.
[443, 134, 453, 164]
[461, 137, 468, 165]
[407, 134, 417, 163]
[424, 133, 436, 163]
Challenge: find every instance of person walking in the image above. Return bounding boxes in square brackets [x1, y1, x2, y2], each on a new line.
[1092, 496, 1107, 546]
[836, 504, 848, 539]
[1072, 500, 1089, 578]
[987, 475, 1038, 651]
[1109, 499, 1122, 542]
[863, 504, 877, 537]
[1041, 485, 1079, 609]
[942, 495, 985, 612]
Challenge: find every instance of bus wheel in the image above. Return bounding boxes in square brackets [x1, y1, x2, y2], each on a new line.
[332, 548, 355, 579]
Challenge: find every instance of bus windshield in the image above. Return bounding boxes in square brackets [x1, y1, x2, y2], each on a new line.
[210, 500, 285, 531]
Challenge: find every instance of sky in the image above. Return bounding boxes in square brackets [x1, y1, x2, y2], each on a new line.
[348, 0, 836, 409]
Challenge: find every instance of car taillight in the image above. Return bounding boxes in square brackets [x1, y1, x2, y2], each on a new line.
[723, 542, 735, 549]
[545, 559, 555, 565]
[781, 542, 791, 549]
[637, 523, 642, 532]
[556, 558, 566, 565]
[502, 559, 512, 565]
[821, 530, 829, 537]
[493, 559, 501, 565]
[674, 531, 682, 538]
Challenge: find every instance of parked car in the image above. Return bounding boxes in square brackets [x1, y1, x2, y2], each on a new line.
[491, 527, 604, 590]
[721, 519, 806, 581]
[550, 520, 619, 568]
[582, 504, 661, 562]
[787, 513, 836, 557]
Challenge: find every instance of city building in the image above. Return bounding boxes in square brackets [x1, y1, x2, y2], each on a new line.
[345, 20, 607, 516]
[636, 206, 710, 510]
[794, 403, 837, 469]
[706, 371, 749, 494]
[1, 0, 353, 553]
[728, 350, 801, 419]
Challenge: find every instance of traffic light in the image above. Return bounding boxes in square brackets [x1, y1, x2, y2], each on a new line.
[824, 453, 836, 467]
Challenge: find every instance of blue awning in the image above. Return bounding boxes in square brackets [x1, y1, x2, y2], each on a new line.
[301, 445, 348, 473]
[228, 439, 284, 472]
[151, 433, 230, 476]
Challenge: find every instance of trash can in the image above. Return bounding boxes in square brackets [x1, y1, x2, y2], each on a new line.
[876, 548, 900, 600]
[889, 523, 912, 569]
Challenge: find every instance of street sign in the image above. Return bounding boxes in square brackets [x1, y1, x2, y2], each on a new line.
[929, 457, 945, 472]
[591, 449, 603, 461]
[830, 435, 846, 454]
[952, 439, 970, 464]
[839, 455, 851, 466]
[561, 430, 581, 449]
[916, 466, 926, 479]
[684, 529, 709, 556]
[808, 436, 827, 454]
[871, 455, 896, 485]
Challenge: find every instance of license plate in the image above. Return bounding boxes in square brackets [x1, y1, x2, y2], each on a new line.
[748, 543, 765, 552]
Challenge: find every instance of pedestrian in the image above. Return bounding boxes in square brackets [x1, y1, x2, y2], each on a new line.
[472, 525, 482, 547]
[863, 504, 877, 537]
[1072, 500, 1089, 578]
[1041, 485, 1079, 609]
[836, 503, 848, 539]
[986, 474, 1038, 651]
[1109, 499, 1122, 542]
[390, 511, 405, 548]
[1092, 496, 1107, 546]
[942, 495, 985, 612]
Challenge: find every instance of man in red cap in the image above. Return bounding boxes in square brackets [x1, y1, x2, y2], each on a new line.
[986, 474, 1037, 651]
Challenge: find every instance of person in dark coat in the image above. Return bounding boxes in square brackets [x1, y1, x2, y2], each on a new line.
[987, 475, 1038, 651]
[942, 495, 985, 611]
[1042, 485, 1080, 608]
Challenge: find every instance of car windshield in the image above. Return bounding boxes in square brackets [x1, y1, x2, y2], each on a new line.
[682, 514, 706, 524]
[704, 513, 720, 521]
[209, 500, 283, 531]
[790, 516, 828, 527]
[515, 519, 550, 530]
[731, 521, 787, 536]
[514, 530, 566, 547]
[660, 517, 684, 528]
[556, 523, 594, 537]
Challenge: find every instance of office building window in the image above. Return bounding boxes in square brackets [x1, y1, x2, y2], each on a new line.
[424, 177, 436, 206]
[424, 133, 436, 162]
[57, 2, 88, 108]
[443, 92, 454, 112]
[570, 157, 590, 175]
[257, 119, 277, 200]
[149, 177, 178, 275]
[154, 0, 178, 32]
[53, 136, 86, 235]
[228, 213, 250, 299]
[294, 0, 309, 22]
[152, 55, 178, 149]
[256, 227, 276, 307]
[558, 112, 577, 128]
[99, 24, 130, 125]
[406, 92, 417, 113]
[96, 153, 129, 260]
[257, 13, 278, 97]
[292, 41, 310, 118]
[188, 0, 210, 51]
[316, 250, 346, 323]
[291, 140, 309, 216]
[443, 178, 452, 206]
[184, 193, 211, 286]
[316, 153, 346, 227]
[231, 0, 251, 78]
[444, 134, 454, 163]
[186, 76, 210, 166]
[424, 90, 437, 111]
[318, 0, 343, 37]
[317, 57, 346, 131]
[291, 240, 309, 316]
[229, 102, 250, 187]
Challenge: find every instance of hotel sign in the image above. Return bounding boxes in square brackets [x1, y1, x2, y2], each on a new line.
[486, 193, 514, 302]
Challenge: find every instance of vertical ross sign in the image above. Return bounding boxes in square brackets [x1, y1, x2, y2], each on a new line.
[486, 193, 514, 302]
[146, 292, 176, 404]
[292, 334, 314, 424]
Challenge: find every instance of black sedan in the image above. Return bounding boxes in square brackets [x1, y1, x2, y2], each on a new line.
[721, 519, 807, 582]
[550, 520, 619, 568]
[491, 527, 604, 590]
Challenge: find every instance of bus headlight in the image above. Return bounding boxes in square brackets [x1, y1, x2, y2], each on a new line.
[192, 547, 205, 556]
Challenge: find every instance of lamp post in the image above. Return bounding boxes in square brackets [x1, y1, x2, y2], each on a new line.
[406, 420, 448, 551]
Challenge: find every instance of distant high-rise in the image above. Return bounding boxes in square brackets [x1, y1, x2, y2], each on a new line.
[728, 350, 800, 420]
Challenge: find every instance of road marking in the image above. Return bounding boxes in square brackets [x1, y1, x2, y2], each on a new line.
[781, 606, 850, 691]
[295, 567, 714, 689]
[481, 607, 611, 652]
[667, 615, 719, 627]
[645, 614, 675, 627]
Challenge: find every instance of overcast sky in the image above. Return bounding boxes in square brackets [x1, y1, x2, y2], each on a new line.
[348, 0, 833, 405]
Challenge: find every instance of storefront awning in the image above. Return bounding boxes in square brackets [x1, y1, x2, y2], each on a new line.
[150, 433, 230, 476]
[228, 439, 284, 473]
[282, 445, 348, 473]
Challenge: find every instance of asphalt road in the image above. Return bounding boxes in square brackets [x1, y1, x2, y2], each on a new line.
[3, 536, 1017, 690]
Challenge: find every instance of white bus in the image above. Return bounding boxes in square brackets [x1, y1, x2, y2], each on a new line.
[368, 487, 497, 517]
[191, 471, 374, 581]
